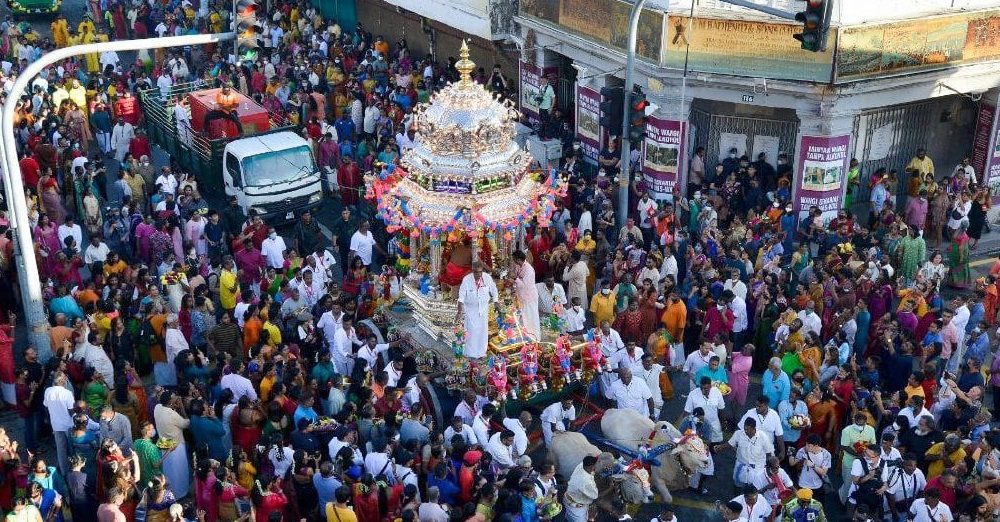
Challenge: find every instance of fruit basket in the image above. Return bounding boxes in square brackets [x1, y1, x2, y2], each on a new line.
[156, 438, 179, 450]
[789, 414, 812, 429]
[713, 382, 732, 396]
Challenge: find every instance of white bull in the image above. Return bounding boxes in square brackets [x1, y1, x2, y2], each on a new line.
[599, 408, 712, 503]
[546, 431, 654, 511]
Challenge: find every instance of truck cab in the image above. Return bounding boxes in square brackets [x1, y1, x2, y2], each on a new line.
[222, 131, 323, 221]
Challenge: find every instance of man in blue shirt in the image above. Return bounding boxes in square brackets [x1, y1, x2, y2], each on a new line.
[761, 357, 791, 409]
[293, 390, 320, 430]
[334, 113, 355, 143]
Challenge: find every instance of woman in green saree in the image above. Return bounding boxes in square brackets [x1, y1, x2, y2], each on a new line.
[948, 222, 972, 289]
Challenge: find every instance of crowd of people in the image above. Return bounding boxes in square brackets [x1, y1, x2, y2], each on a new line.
[0, 1, 997, 522]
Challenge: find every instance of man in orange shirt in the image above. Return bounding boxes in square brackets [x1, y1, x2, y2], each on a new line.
[204, 83, 244, 135]
[661, 292, 687, 369]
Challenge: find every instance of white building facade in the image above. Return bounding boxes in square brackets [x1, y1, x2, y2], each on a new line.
[514, 0, 1000, 220]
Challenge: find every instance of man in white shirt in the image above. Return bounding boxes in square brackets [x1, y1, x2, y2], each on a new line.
[723, 271, 748, 301]
[99, 50, 120, 72]
[471, 403, 495, 450]
[714, 418, 775, 488]
[749, 456, 794, 507]
[797, 301, 822, 339]
[83, 236, 110, 265]
[562, 297, 586, 334]
[899, 395, 932, 428]
[611, 342, 644, 374]
[443, 416, 478, 449]
[487, 430, 517, 471]
[43, 372, 75, 475]
[260, 228, 287, 269]
[349, 221, 380, 267]
[110, 117, 135, 162]
[327, 427, 363, 465]
[363, 438, 395, 482]
[57, 216, 83, 254]
[738, 396, 786, 459]
[610, 368, 654, 418]
[683, 342, 714, 391]
[536, 275, 567, 316]
[220, 360, 258, 402]
[908, 486, 951, 522]
[684, 377, 725, 443]
[635, 354, 665, 419]
[501, 412, 532, 459]
[418, 487, 450, 522]
[728, 291, 749, 345]
[331, 317, 362, 375]
[887, 455, 927, 517]
[454, 390, 487, 427]
[731, 486, 772, 522]
[540, 398, 576, 446]
[155, 168, 179, 196]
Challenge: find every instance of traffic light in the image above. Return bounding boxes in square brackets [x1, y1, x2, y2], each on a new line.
[599, 86, 623, 132]
[235, 0, 262, 63]
[793, 0, 827, 52]
[628, 90, 648, 142]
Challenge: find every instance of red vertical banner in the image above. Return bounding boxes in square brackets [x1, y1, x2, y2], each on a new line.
[575, 85, 602, 161]
[794, 134, 852, 221]
[641, 117, 686, 201]
[518, 61, 559, 125]
[971, 103, 996, 183]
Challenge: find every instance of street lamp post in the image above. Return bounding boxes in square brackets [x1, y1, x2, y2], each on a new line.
[617, 0, 647, 229]
[0, 32, 234, 359]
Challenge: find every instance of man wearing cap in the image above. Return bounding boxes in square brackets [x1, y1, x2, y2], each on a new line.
[782, 488, 826, 522]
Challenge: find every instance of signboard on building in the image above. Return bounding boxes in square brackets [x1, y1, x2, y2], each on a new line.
[795, 134, 851, 221]
[836, 9, 1000, 81]
[663, 17, 834, 82]
[518, 61, 559, 124]
[972, 104, 996, 183]
[576, 85, 602, 161]
[642, 117, 686, 200]
[985, 112, 1000, 201]
[521, 0, 664, 63]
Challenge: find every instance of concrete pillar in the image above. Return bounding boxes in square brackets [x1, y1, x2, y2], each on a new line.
[791, 106, 859, 222]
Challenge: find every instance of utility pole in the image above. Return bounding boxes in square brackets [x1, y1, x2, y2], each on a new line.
[0, 32, 234, 360]
[617, 0, 647, 229]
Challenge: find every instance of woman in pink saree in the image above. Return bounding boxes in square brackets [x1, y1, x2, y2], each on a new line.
[33, 214, 61, 278]
[729, 343, 753, 407]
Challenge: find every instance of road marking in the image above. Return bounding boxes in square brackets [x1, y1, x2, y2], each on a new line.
[670, 496, 718, 511]
[971, 257, 995, 268]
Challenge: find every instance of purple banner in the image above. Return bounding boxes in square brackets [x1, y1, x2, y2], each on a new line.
[795, 134, 851, 222]
[518, 61, 559, 125]
[576, 85, 602, 161]
[972, 104, 995, 184]
[641, 117, 686, 200]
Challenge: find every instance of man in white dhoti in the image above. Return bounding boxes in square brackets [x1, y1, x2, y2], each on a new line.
[511, 251, 540, 340]
[564, 456, 600, 522]
[456, 262, 499, 359]
[174, 98, 192, 147]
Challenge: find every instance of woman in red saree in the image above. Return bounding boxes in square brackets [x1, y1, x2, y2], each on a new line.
[252, 477, 288, 522]
[984, 281, 999, 326]
[807, 387, 839, 450]
[637, 283, 661, 342]
[231, 396, 264, 455]
[829, 368, 856, 435]
[613, 301, 645, 345]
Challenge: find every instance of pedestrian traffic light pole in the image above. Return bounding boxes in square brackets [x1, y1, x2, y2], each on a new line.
[617, 0, 647, 229]
[0, 32, 235, 359]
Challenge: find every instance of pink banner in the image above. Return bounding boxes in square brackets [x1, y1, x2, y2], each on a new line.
[972, 104, 995, 183]
[576, 85, 602, 161]
[641, 117, 686, 200]
[794, 134, 851, 221]
[518, 61, 559, 124]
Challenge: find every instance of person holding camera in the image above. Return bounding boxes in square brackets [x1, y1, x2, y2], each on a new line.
[848, 445, 888, 518]
[883, 454, 926, 522]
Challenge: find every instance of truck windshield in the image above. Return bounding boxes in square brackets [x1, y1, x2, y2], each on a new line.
[241, 145, 314, 187]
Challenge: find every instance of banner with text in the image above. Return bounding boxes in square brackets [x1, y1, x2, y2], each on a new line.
[986, 114, 1000, 202]
[576, 85, 602, 161]
[518, 61, 559, 124]
[642, 117, 686, 200]
[972, 104, 996, 183]
[795, 134, 851, 221]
